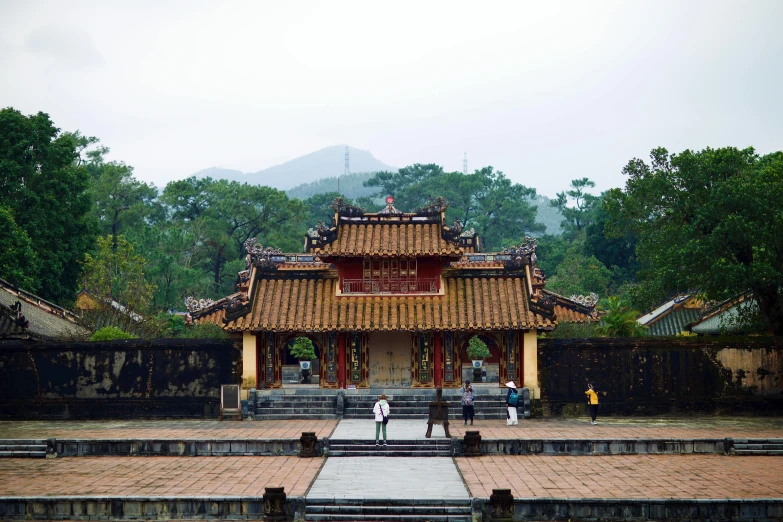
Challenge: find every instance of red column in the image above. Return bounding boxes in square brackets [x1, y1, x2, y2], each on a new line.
[433, 332, 442, 388]
[337, 332, 347, 389]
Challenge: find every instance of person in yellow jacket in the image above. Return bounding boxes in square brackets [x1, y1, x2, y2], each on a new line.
[585, 383, 599, 425]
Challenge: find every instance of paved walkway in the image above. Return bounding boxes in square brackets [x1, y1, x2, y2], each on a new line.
[0, 420, 338, 440]
[456, 454, 783, 499]
[2, 417, 781, 441]
[0, 456, 323, 497]
[307, 457, 468, 500]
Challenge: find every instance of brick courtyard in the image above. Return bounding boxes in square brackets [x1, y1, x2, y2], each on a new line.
[456, 454, 783, 499]
[0, 456, 323, 497]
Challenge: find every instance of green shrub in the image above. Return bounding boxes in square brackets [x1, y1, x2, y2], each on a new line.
[289, 336, 317, 360]
[89, 326, 137, 341]
[179, 322, 229, 339]
[466, 336, 491, 359]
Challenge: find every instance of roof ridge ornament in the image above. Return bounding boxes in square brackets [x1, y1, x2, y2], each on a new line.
[442, 219, 465, 243]
[243, 237, 284, 270]
[501, 237, 539, 268]
[413, 196, 449, 216]
[378, 195, 403, 215]
[331, 196, 365, 217]
[569, 293, 600, 308]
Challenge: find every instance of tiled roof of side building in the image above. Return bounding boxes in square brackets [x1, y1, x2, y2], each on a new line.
[0, 278, 89, 341]
[541, 290, 598, 323]
[198, 273, 554, 332]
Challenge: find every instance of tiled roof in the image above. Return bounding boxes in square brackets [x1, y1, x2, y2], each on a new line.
[0, 279, 89, 341]
[541, 290, 598, 324]
[315, 223, 463, 257]
[199, 274, 553, 332]
[646, 308, 702, 336]
[690, 295, 753, 335]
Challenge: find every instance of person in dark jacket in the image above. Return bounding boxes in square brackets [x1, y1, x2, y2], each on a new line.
[458, 380, 475, 425]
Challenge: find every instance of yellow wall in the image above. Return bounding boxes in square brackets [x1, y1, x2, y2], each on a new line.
[242, 332, 257, 398]
[523, 330, 539, 399]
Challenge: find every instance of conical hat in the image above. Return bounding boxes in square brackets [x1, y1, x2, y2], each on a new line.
[504, 381, 517, 389]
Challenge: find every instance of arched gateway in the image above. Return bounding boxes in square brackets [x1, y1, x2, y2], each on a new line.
[193, 197, 558, 398]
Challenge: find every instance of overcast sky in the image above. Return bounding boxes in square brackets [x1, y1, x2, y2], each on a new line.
[1, 0, 781, 197]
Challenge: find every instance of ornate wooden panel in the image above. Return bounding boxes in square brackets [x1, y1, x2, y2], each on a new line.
[348, 332, 369, 387]
[411, 332, 434, 388]
[264, 332, 281, 388]
[444, 331, 456, 385]
[321, 332, 338, 388]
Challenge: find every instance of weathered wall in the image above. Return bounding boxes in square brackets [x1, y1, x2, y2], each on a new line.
[538, 337, 783, 416]
[0, 338, 241, 419]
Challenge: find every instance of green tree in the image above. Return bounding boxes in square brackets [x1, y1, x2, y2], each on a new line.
[364, 164, 543, 250]
[0, 206, 39, 289]
[549, 177, 600, 234]
[0, 108, 98, 303]
[605, 147, 783, 334]
[162, 177, 306, 296]
[82, 235, 155, 321]
[584, 196, 639, 289]
[87, 154, 160, 247]
[597, 296, 646, 337]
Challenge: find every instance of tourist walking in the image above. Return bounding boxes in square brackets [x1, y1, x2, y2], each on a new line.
[372, 394, 390, 446]
[459, 380, 475, 425]
[505, 381, 519, 425]
[585, 383, 599, 425]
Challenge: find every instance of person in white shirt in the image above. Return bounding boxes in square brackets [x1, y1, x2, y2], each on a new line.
[372, 394, 390, 446]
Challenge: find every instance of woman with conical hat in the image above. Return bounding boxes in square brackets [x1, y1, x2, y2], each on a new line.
[505, 381, 519, 426]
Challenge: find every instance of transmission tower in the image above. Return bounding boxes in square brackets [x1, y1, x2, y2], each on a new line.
[339, 146, 349, 195]
[463, 152, 468, 175]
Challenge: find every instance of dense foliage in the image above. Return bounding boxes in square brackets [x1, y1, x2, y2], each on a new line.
[605, 147, 783, 335]
[0, 108, 98, 303]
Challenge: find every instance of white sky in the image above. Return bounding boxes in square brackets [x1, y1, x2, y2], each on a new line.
[1, 0, 781, 197]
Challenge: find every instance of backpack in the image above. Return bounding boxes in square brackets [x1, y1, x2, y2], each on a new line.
[508, 389, 519, 407]
[462, 389, 474, 406]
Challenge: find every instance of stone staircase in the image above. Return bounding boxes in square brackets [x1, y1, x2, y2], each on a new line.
[343, 393, 509, 419]
[327, 438, 451, 457]
[253, 389, 514, 420]
[733, 438, 783, 455]
[0, 439, 47, 458]
[305, 499, 471, 521]
[254, 394, 338, 420]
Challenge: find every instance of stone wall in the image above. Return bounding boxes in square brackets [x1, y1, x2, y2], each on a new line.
[537, 337, 783, 416]
[0, 339, 241, 419]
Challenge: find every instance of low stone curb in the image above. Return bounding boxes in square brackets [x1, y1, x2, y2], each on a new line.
[472, 497, 783, 522]
[0, 495, 306, 520]
[0, 436, 764, 457]
[55, 438, 320, 457]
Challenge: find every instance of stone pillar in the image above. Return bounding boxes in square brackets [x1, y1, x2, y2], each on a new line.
[242, 332, 258, 397]
[522, 330, 539, 399]
[433, 332, 443, 388]
[262, 486, 287, 521]
[337, 332, 347, 389]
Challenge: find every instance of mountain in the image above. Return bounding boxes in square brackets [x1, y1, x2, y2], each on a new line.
[286, 171, 378, 200]
[195, 145, 395, 191]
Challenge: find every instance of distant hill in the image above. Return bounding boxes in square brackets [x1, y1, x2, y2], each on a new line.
[286, 172, 378, 200]
[532, 194, 564, 236]
[194, 145, 395, 191]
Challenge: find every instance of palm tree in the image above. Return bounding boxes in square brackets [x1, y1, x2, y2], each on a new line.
[597, 296, 646, 337]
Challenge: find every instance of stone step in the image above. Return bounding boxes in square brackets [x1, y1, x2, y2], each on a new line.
[260, 396, 337, 402]
[254, 413, 339, 420]
[0, 439, 47, 444]
[734, 443, 783, 450]
[0, 450, 46, 458]
[254, 406, 337, 413]
[328, 450, 451, 457]
[306, 505, 470, 518]
[0, 444, 47, 451]
[734, 449, 783, 456]
[732, 438, 783, 444]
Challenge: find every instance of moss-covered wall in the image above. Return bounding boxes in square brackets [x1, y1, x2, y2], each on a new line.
[537, 337, 783, 416]
[0, 338, 241, 419]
